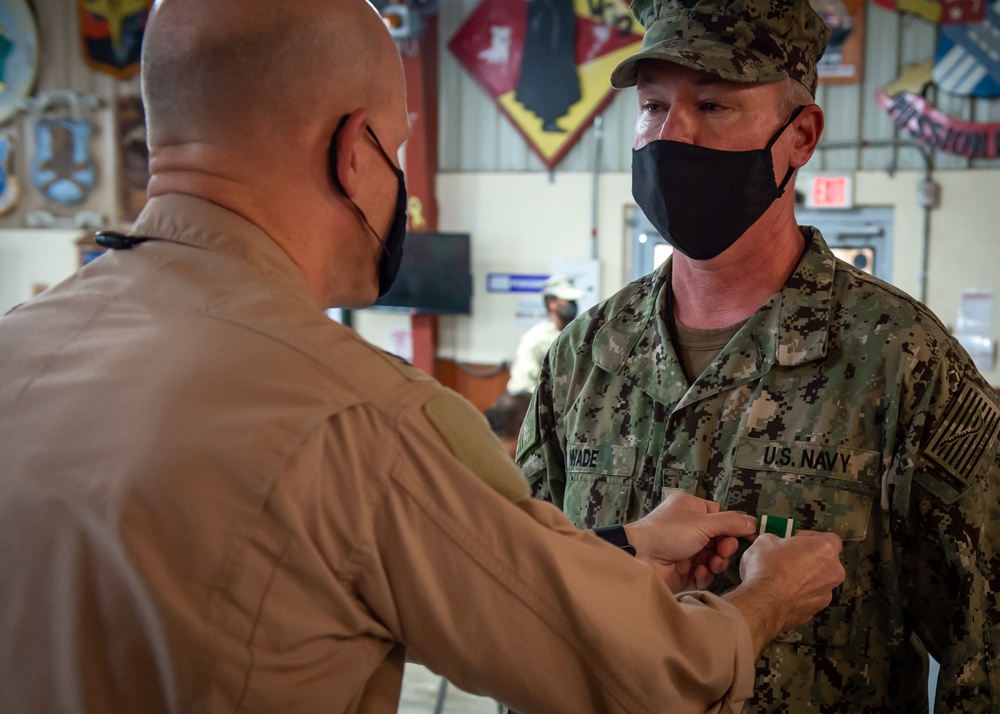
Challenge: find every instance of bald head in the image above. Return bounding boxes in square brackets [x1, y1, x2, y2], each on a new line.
[141, 0, 403, 150]
[139, 0, 410, 310]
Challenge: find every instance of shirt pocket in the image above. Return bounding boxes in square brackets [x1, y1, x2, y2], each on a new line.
[656, 467, 704, 500]
[563, 442, 637, 529]
[727, 439, 881, 647]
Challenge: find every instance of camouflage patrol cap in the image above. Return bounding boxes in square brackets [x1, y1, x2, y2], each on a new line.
[610, 0, 831, 96]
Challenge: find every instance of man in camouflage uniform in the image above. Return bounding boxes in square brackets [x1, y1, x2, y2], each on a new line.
[517, 0, 1000, 710]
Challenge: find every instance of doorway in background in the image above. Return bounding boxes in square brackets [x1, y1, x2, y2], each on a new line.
[628, 206, 895, 286]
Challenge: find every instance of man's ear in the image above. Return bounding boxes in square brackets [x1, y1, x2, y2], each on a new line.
[331, 108, 369, 198]
[788, 103, 824, 169]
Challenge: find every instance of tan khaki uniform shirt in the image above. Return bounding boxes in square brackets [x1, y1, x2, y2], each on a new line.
[0, 195, 754, 714]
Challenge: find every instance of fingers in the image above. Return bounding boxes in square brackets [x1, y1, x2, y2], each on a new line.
[698, 538, 738, 578]
[692, 555, 734, 589]
[657, 493, 754, 540]
[692, 564, 713, 590]
[702, 510, 758, 540]
[713, 535, 740, 560]
[683, 527, 844, 605]
[685, 537, 740, 589]
[795, 528, 844, 548]
[739, 529, 846, 632]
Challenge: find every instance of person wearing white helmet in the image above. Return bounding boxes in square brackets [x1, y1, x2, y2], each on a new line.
[506, 275, 583, 394]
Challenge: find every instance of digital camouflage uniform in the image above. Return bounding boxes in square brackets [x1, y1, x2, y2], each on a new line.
[518, 229, 1000, 713]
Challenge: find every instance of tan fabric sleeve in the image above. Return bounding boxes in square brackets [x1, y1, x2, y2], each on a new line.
[423, 389, 531, 503]
[353, 400, 756, 714]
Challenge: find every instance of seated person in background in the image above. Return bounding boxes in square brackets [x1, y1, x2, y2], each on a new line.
[486, 391, 533, 460]
[506, 275, 581, 394]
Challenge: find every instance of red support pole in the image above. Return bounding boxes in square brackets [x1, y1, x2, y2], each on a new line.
[400, 15, 440, 376]
[410, 314, 438, 375]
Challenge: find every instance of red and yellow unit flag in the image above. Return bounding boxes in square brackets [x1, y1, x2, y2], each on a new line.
[77, 0, 153, 79]
[448, 0, 643, 170]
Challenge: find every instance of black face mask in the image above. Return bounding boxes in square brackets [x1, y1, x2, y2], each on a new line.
[555, 301, 578, 323]
[631, 106, 804, 261]
[329, 116, 408, 296]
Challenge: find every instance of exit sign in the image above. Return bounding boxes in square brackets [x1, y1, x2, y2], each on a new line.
[804, 173, 853, 209]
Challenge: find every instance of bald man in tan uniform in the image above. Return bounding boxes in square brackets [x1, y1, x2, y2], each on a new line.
[0, 1, 844, 712]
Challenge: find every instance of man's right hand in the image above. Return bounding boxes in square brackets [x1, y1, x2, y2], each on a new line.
[723, 530, 845, 657]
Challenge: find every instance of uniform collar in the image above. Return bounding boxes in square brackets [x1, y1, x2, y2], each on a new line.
[770, 227, 835, 367]
[593, 227, 835, 408]
[129, 193, 313, 300]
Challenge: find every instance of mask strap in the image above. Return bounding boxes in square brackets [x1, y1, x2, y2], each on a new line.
[329, 115, 351, 195]
[364, 125, 403, 178]
[328, 114, 396, 243]
[766, 105, 805, 151]
[767, 105, 806, 197]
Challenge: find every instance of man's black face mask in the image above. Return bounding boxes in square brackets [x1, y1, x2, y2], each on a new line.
[631, 105, 804, 261]
[555, 301, 578, 323]
[329, 116, 408, 297]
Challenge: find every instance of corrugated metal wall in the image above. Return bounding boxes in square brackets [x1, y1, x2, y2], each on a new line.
[28, 0, 141, 97]
[438, 0, 1000, 173]
[9, 0, 999, 232]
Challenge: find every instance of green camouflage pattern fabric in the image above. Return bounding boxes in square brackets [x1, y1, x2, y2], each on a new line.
[610, 0, 832, 96]
[518, 228, 1000, 713]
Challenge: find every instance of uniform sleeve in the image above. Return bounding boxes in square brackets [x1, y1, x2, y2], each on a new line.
[352, 391, 755, 714]
[515, 351, 567, 507]
[886, 349, 1000, 712]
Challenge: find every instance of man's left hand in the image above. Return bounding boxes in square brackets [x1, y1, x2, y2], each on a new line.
[624, 492, 757, 592]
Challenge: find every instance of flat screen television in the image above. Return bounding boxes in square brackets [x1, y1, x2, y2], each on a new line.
[367, 231, 473, 315]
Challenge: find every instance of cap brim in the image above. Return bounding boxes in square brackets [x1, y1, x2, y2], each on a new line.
[610, 38, 790, 89]
[547, 289, 583, 300]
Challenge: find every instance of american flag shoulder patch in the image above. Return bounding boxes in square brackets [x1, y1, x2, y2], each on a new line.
[926, 380, 1000, 485]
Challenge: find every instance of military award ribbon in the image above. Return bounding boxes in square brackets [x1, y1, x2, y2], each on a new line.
[757, 514, 797, 538]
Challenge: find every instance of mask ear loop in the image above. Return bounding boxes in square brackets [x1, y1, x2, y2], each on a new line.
[327, 114, 388, 242]
[328, 115, 351, 195]
[767, 105, 806, 197]
[363, 123, 402, 176]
